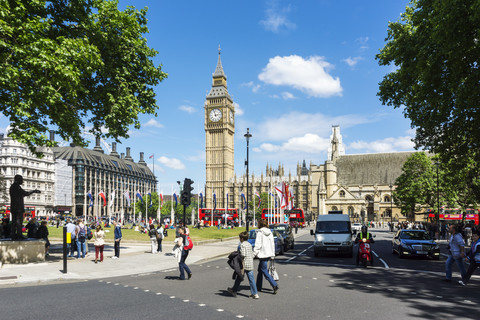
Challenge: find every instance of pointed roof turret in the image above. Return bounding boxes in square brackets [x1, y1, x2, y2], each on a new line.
[213, 45, 225, 78]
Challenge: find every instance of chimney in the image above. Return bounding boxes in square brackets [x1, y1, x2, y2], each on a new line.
[49, 130, 55, 142]
[110, 142, 120, 158]
[138, 152, 146, 165]
[93, 137, 104, 153]
[120, 152, 125, 159]
[125, 147, 133, 161]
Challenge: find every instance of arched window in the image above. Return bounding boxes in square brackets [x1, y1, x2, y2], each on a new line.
[365, 195, 373, 203]
[348, 206, 354, 216]
[384, 195, 391, 203]
[339, 190, 345, 198]
[331, 206, 338, 211]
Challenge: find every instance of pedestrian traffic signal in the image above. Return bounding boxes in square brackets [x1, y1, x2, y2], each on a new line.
[181, 178, 194, 206]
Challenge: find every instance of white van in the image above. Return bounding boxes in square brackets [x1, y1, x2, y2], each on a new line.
[310, 214, 353, 257]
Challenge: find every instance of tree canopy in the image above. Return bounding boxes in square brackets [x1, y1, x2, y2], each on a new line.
[376, 0, 480, 200]
[0, 0, 167, 154]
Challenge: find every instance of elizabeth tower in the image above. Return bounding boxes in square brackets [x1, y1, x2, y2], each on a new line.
[205, 48, 235, 209]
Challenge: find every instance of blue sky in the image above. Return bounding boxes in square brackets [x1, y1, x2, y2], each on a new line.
[1, 0, 415, 195]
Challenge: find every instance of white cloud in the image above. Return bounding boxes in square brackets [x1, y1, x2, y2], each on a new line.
[179, 105, 195, 114]
[144, 119, 164, 128]
[281, 92, 296, 100]
[257, 111, 371, 142]
[343, 56, 363, 67]
[242, 81, 261, 93]
[258, 133, 330, 154]
[258, 55, 342, 98]
[260, 2, 296, 33]
[157, 156, 185, 170]
[348, 136, 415, 153]
[234, 102, 244, 116]
[356, 36, 369, 51]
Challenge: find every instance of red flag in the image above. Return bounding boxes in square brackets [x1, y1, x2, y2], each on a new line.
[99, 191, 107, 207]
[149, 154, 154, 159]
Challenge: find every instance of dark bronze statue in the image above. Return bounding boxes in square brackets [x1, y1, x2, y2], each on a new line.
[9, 175, 40, 240]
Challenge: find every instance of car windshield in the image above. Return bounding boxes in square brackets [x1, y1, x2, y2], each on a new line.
[400, 231, 431, 240]
[271, 226, 286, 234]
[316, 221, 351, 233]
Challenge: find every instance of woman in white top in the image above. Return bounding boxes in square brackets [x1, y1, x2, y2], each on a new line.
[93, 225, 105, 263]
[253, 219, 279, 294]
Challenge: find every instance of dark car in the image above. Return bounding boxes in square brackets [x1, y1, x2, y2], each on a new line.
[392, 229, 440, 260]
[270, 223, 295, 252]
[247, 229, 283, 256]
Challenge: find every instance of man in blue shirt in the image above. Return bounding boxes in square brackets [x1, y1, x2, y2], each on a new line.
[112, 220, 122, 259]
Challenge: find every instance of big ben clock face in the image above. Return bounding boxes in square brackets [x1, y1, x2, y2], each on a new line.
[209, 108, 222, 122]
[229, 110, 234, 124]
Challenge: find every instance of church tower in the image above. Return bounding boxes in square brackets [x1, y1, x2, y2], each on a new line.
[205, 47, 235, 209]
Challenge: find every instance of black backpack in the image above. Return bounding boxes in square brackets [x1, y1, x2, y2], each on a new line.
[87, 227, 93, 240]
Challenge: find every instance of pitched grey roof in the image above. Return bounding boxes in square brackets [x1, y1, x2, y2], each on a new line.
[52, 145, 154, 179]
[213, 49, 225, 78]
[335, 152, 418, 186]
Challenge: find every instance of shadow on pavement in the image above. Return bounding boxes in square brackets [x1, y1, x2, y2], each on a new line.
[325, 268, 478, 319]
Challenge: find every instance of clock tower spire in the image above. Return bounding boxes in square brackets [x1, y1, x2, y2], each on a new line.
[205, 48, 235, 211]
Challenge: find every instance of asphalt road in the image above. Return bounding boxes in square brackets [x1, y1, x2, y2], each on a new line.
[1, 231, 478, 320]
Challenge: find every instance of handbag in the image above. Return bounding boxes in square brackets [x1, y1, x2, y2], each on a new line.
[268, 258, 279, 281]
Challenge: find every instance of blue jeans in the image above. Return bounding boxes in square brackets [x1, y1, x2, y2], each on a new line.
[76, 239, 86, 258]
[445, 255, 466, 280]
[179, 250, 191, 280]
[256, 258, 277, 290]
[232, 270, 257, 295]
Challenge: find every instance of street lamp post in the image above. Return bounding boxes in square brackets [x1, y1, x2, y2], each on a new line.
[435, 162, 440, 230]
[244, 128, 252, 232]
[389, 183, 393, 224]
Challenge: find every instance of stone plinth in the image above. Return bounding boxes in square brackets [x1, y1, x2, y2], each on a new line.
[0, 239, 46, 264]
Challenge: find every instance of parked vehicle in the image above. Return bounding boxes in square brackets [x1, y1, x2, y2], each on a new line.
[352, 223, 362, 234]
[270, 223, 295, 251]
[247, 229, 283, 256]
[392, 229, 440, 260]
[311, 214, 353, 257]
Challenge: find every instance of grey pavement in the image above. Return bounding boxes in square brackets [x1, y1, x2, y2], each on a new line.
[0, 228, 311, 286]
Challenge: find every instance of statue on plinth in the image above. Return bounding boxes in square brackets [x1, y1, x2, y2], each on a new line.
[9, 175, 40, 240]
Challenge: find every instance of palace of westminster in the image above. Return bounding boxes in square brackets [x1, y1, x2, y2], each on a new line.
[0, 50, 416, 222]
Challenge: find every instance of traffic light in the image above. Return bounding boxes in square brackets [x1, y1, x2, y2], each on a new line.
[181, 178, 194, 206]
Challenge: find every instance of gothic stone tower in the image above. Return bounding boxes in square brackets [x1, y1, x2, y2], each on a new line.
[205, 48, 235, 209]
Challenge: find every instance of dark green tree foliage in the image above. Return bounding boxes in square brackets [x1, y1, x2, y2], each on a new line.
[376, 0, 480, 200]
[394, 153, 436, 220]
[0, 0, 167, 155]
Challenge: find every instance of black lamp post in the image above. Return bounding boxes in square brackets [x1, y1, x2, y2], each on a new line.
[244, 128, 252, 232]
[435, 162, 440, 230]
[389, 183, 393, 223]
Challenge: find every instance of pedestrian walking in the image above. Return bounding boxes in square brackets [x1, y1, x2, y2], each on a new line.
[458, 229, 480, 286]
[112, 220, 122, 259]
[156, 224, 164, 252]
[444, 224, 466, 282]
[93, 225, 105, 263]
[177, 226, 192, 280]
[253, 219, 279, 294]
[148, 224, 158, 253]
[228, 231, 259, 299]
[76, 219, 87, 259]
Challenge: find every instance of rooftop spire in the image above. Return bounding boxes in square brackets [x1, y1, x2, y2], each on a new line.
[213, 45, 225, 78]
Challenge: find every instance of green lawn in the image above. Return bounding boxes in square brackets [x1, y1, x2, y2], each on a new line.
[47, 225, 246, 242]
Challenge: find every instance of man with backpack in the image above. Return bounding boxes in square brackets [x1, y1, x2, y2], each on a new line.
[112, 220, 122, 259]
[75, 219, 87, 259]
[177, 226, 192, 280]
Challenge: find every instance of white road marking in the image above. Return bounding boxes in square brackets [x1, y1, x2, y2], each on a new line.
[372, 250, 390, 269]
[236, 316, 244, 318]
[287, 245, 313, 262]
[183, 300, 189, 302]
[133, 287, 139, 290]
[156, 293, 162, 295]
[106, 281, 111, 284]
[170, 296, 175, 299]
[198, 304, 206, 307]
[124, 285, 129, 288]
[114, 283, 119, 286]
[216, 309, 224, 312]
[144, 290, 150, 292]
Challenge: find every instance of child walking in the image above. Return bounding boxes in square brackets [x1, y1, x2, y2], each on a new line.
[228, 231, 259, 299]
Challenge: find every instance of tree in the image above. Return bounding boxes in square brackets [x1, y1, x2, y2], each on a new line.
[0, 0, 167, 155]
[394, 153, 436, 220]
[376, 0, 480, 200]
[248, 192, 269, 221]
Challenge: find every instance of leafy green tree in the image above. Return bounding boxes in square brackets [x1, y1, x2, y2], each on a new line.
[248, 192, 269, 221]
[376, 0, 480, 201]
[394, 153, 436, 220]
[0, 0, 167, 155]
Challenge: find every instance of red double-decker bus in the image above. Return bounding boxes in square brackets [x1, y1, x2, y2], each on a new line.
[198, 208, 239, 226]
[261, 208, 305, 226]
[427, 208, 479, 225]
[2, 206, 36, 220]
